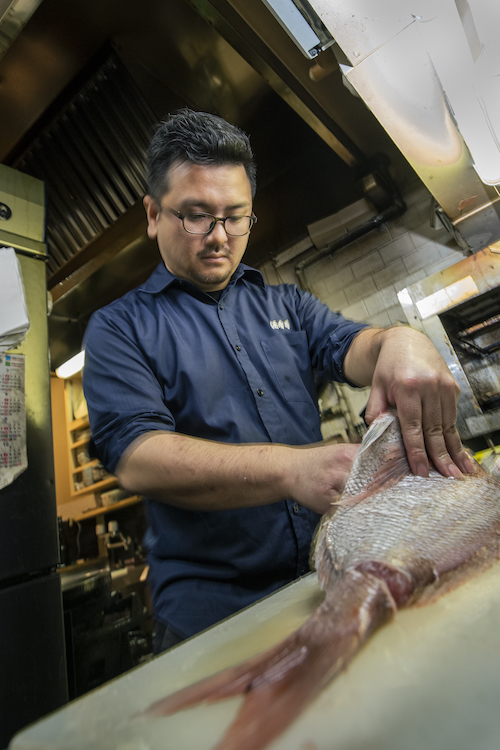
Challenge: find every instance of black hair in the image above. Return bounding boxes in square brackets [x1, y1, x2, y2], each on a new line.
[146, 108, 257, 202]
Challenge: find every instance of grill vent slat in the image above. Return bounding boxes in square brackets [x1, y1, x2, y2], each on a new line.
[15, 54, 157, 278]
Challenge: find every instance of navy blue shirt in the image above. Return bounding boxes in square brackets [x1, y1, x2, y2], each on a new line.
[83, 261, 368, 638]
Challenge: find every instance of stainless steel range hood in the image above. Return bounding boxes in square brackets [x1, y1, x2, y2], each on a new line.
[263, 0, 500, 253]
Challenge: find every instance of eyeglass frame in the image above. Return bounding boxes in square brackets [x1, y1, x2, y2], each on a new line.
[159, 205, 258, 236]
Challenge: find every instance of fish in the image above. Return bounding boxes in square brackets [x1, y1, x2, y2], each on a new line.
[141, 411, 500, 750]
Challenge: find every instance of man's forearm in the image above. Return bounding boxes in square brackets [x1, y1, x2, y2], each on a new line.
[115, 430, 359, 514]
[116, 431, 294, 511]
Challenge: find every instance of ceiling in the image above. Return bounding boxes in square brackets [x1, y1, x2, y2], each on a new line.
[0, 0, 421, 368]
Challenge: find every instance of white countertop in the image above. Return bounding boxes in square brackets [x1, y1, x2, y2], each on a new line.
[11, 560, 500, 750]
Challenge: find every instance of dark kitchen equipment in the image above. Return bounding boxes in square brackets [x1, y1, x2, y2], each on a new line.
[0, 166, 68, 748]
[60, 566, 147, 699]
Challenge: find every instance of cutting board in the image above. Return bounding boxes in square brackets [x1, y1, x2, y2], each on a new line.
[10, 561, 500, 750]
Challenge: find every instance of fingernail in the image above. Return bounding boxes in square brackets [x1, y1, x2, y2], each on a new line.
[416, 464, 428, 478]
[447, 464, 462, 478]
[464, 457, 475, 473]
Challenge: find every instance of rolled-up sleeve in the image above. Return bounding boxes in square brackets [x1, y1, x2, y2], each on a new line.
[82, 308, 175, 474]
[294, 287, 370, 386]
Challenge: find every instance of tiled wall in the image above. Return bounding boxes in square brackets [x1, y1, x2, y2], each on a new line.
[259, 176, 467, 431]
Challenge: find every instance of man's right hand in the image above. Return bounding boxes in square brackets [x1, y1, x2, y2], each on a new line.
[287, 442, 360, 515]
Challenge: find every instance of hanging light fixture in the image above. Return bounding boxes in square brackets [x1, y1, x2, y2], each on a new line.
[55, 350, 85, 379]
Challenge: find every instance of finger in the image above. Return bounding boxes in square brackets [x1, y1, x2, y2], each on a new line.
[440, 383, 475, 474]
[364, 387, 389, 426]
[422, 416, 459, 478]
[443, 425, 475, 474]
[395, 395, 429, 477]
[419, 388, 466, 477]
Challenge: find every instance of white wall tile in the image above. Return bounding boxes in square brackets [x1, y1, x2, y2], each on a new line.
[366, 310, 392, 327]
[341, 300, 368, 321]
[330, 241, 367, 270]
[364, 287, 399, 316]
[351, 250, 385, 281]
[379, 233, 414, 265]
[345, 276, 378, 304]
[323, 288, 348, 311]
[373, 258, 407, 290]
[324, 264, 355, 293]
[403, 242, 444, 275]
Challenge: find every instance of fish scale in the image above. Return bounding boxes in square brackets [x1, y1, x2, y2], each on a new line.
[324, 475, 500, 577]
[142, 411, 500, 750]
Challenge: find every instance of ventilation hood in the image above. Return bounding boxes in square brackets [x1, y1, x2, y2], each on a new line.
[279, 0, 500, 252]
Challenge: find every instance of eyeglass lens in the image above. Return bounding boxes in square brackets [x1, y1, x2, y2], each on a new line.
[183, 213, 254, 236]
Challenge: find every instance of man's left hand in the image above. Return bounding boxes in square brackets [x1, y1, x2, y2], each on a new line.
[345, 326, 474, 478]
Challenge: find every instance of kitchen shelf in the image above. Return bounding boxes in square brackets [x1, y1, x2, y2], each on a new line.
[74, 495, 142, 521]
[69, 415, 90, 433]
[71, 458, 101, 475]
[72, 476, 117, 498]
[71, 436, 92, 450]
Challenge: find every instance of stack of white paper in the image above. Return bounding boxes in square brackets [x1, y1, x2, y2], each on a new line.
[0, 247, 30, 355]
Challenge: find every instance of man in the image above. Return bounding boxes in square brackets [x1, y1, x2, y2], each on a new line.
[83, 109, 473, 654]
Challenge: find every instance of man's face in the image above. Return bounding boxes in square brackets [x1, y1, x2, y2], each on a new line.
[143, 161, 253, 291]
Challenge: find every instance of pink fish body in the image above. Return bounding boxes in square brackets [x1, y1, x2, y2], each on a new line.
[143, 411, 500, 750]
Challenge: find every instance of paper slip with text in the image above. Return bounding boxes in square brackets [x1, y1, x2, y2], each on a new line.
[0, 354, 27, 489]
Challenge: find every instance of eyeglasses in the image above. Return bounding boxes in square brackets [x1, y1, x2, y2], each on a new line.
[160, 206, 257, 236]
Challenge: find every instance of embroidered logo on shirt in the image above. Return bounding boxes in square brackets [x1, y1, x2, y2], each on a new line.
[270, 319, 291, 330]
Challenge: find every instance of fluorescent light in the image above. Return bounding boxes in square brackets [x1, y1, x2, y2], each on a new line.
[55, 350, 85, 379]
[260, 0, 332, 58]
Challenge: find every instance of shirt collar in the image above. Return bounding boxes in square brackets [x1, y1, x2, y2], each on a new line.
[139, 261, 265, 295]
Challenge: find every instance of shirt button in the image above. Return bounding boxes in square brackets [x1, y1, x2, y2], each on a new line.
[235, 345, 241, 351]
[219, 304, 223, 310]
[293, 503, 299, 515]
[257, 389, 264, 397]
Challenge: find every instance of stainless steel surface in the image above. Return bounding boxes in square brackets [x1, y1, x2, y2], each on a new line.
[398, 246, 500, 441]
[59, 566, 110, 593]
[308, 0, 500, 252]
[15, 55, 156, 278]
[0, 169, 68, 747]
[10, 562, 500, 750]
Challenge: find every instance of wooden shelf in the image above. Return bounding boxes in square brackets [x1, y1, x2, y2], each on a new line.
[72, 476, 116, 497]
[71, 436, 91, 450]
[58, 379, 145, 536]
[69, 415, 90, 433]
[72, 458, 100, 475]
[74, 495, 142, 521]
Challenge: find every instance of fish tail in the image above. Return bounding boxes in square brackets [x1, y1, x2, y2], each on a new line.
[142, 572, 394, 750]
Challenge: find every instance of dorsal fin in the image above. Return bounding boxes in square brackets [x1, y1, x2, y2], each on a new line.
[336, 411, 411, 507]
